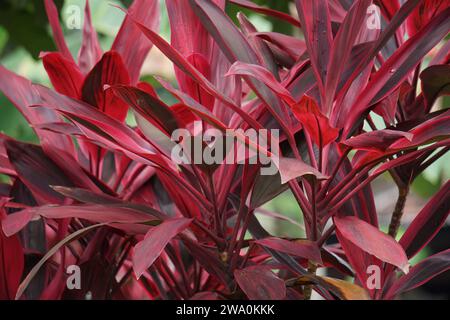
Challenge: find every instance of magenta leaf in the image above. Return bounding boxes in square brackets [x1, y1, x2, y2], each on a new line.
[234, 266, 286, 300]
[133, 218, 192, 278]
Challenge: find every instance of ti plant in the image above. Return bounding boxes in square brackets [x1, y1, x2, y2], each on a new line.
[0, 0, 449, 300]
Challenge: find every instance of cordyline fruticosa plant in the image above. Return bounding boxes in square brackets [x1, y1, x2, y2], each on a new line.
[0, 0, 449, 300]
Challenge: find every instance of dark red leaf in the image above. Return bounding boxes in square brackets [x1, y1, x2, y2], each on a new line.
[292, 96, 339, 147]
[44, 0, 74, 62]
[81, 51, 131, 122]
[234, 266, 286, 300]
[41, 52, 84, 98]
[0, 212, 24, 300]
[78, 0, 102, 73]
[111, 0, 160, 84]
[420, 64, 450, 107]
[335, 216, 409, 273]
[133, 218, 192, 278]
[256, 237, 322, 264]
[385, 249, 450, 299]
[229, 0, 301, 27]
[295, 0, 333, 98]
[342, 129, 413, 152]
[399, 181, 450, 258]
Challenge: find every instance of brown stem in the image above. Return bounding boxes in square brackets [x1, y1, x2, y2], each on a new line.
[304, 261, 317, 300]
[388, 185, 409, 238]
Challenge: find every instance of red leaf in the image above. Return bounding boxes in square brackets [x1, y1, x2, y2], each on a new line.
[229, 0, 301, 27]
[227, 61, 294, 105]
[81, 51, 131, 122]
[344, 7, 450, 136]
[252, 32, 306, 60]
[399, 181, 450, 258]
[109, 85, 179, 134]
[189, 0, 287, 119]
[292, 96, 339, 147]
[406, 0, 450, 37]
[234, 266, 286, 300]
[277, 157, 328, 184]
[385, 249, 450, 299]
[0, 65, 74, 153]
[324, 0, 372, 114]
[2, 204, 158, 237]
[44, 0, 73, 62]
[342, 129, 413, 152]
[126, 13, 259, 130]
[133, 218, 192, 278]
[41, 52, 84, 98]
[166, 0, 216, 110]
[78, 0, 102, 73]
[256, 237, 322, 264]
[335, 216, 409, 273]
[389, 112, 450, 150]
[420, 64, 450, 107]
[295, 0, 333, 97]
[111, 0, 160, 84]
[5, 140, 74, 204]
[334, 0, 424, 119]
[0, 213, 24, 300]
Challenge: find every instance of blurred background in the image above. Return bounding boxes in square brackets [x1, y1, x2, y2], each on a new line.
[0, 0, 448, 299]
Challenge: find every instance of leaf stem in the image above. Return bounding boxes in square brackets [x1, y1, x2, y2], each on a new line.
[388, 184, 409, 238]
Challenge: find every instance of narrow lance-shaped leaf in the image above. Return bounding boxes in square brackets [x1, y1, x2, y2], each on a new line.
[234, 266, 286, 300]
[385, 249, 450, 299]
[324, 0, 372, 115]
[0, 212, 24, 300]
[133, 218, 192, 278]
[255, 237, 322, 264]
[344, 7, 450, 136]
[78, 0, 102, 73]
[44, 0, 74, 62]
[335, 216, 410, 273]
[399, 181, 450, 258]
[111, 0, 160, 84]
[295, 0, 333, 103]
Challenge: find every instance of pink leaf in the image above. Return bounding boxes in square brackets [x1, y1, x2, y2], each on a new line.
[335, 216, 410, 273]
[234, 266, 286, 300]
[256, 237, 322, 264]
[133, 218, 192, 278]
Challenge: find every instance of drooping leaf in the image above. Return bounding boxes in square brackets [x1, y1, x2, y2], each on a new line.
[234, 266, 286, 300]
[335, 216, 409, 273]
[255, 237, 322, 264]
[420, 64, 450, 107]
[385, 249, 450, 299]
[399, 181, 450, 258]
[133, 218, 192, 278]
[14, 223, 104, 300]
[229, 0, 301, 28]
[342, 130, 413, 152]
[277, 157, 328, 184]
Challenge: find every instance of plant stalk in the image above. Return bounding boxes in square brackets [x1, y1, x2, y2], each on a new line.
[388, 185, 409, 238]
